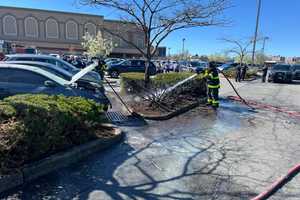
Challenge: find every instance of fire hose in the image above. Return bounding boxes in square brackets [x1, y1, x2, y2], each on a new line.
[104, 77, 142, 118]
[219, 70, 300, 200]
[251, 164, 300, 200]
[218, 69, 255, 111]
[106, 70, 300, 200]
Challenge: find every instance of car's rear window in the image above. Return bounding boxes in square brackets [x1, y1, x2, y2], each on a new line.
[190, 62, 200, 67]
[293, 65, 300, 70]
[273, 65, 291, 71]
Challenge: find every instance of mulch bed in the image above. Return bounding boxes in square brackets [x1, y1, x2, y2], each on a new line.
[129, 93, 204, 116]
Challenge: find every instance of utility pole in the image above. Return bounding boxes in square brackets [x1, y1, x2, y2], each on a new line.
[262, 36, 269, 54]
[251, 0, 262, 67]
[182, 38, 186, 60]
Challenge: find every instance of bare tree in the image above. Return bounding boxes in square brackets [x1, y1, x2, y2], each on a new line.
[80, 0, 230, 87]
[221, 38, 253, 66]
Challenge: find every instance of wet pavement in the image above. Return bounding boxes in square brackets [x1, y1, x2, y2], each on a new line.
[1, 79, 300, 200]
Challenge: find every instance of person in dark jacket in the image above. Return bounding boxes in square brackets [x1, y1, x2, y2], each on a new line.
[96, 59, 106, 79]
[241, 64, 248, 81]
[235, 65, 242, 82]
[262, 64, 268, 82]
[204, 62, 220, 108]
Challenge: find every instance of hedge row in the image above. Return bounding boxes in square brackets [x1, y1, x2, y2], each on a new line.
[222, 68, 258, 79]
[0, 94, 106, 174]
[120, 72, 206, 96]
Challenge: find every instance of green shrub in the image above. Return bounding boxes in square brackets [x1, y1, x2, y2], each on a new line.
[121, 73, 146, 93]
[153, 72, 195, 88]
[120, 72, 206, 95]
[0, 94, 106, 173]
[222, 68, 258, 79]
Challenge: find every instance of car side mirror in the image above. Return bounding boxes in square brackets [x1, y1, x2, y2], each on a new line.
[44, 80, 57, 87]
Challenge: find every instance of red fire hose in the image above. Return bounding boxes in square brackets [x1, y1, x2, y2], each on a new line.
[218, 71, 300, 199]
[228, 96, 300, 119]
[251, 163, 300, 200]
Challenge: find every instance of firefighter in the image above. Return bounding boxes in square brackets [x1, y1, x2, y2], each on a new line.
[204, 62, 220, 108]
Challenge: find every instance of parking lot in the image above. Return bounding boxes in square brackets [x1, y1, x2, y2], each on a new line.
[1, 77, 300, 200]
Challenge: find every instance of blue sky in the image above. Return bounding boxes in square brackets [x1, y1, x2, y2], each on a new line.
[1, 0, 299, 57]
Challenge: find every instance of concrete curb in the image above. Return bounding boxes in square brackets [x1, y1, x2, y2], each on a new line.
[0, 124, 124, 194]
[139, 98, 206, 121]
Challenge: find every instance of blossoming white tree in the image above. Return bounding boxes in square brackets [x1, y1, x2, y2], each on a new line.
[82, 31, 114, 58]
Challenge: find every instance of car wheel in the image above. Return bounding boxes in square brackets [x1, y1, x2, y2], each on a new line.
[111, 71, 119, 78]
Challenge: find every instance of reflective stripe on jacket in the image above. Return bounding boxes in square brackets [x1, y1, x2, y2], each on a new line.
[204, 68, 220, 89]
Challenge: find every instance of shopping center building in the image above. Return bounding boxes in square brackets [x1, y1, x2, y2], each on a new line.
[0, 6, 145, 57]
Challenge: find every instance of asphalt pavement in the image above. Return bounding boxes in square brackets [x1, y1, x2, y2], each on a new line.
[1, 78, 300, 200]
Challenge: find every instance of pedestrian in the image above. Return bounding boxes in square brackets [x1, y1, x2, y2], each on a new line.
[235, 65, 242, 82]
[204, 62, 220, 108]
[158, 62, 163, 73]
[241, 64, 248, 81]
[164, 61, 171, 73]
[262, 64, 268, 83]
[96, 59, 106, 80]
[174, 62, 180, 72]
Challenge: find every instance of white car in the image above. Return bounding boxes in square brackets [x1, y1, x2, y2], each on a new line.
[3, 54, 101, 83]
[0, 63, 110, 108]
[1, 61, 105, 93]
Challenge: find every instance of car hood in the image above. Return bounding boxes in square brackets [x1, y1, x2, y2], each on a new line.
[68, 63, 97, 85]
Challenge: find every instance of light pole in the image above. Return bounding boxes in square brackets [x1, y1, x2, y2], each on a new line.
[262, 36, 269, 54]
[182, 38, 186, 60]
[251, 0, 262, 66]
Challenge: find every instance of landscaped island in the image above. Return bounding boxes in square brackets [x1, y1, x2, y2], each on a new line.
[0, 94, 118, 175]
[120, 72, 207, 117]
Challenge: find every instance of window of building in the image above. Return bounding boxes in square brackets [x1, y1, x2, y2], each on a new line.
[25, 17, 38, 38]
[3, 15, 17, 36]
[66, 20, 78, 40]
[46, 18, 59, 39]
[84, 23, 97, 36]
[137, 38, 145, 48]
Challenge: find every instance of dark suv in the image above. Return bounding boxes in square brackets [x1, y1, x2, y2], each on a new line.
[268, 64, 293, 83]
[107, 59, 156, 78]
[292, 65, 300, 80]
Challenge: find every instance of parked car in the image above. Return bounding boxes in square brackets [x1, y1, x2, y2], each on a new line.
[3, 54, 101, 83]
[0, 63, 110, 109]
[210, 61, 225, 68]
[106, 59, 125, 67]
[218, 63, 238, 71]
[107, 59, 157, 78]
[0, 53, 5, 61]
[188, 61, 209, 73]
[105, 58, 124, 65]
[292, 65, 300, 80]
[268, 64, 293, 83]
[1, 61, 105, 93]
[49, 54, 60, 58]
